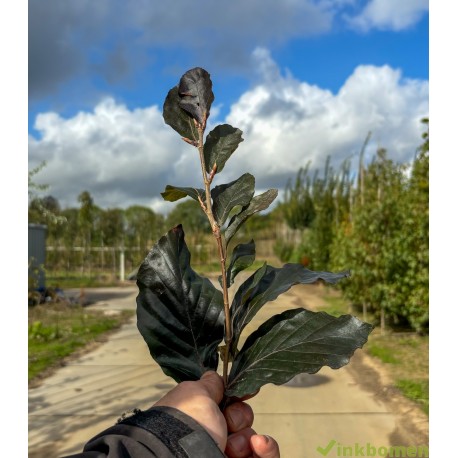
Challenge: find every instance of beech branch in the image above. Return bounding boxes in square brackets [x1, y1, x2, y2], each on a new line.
[196, 125, 232, 387]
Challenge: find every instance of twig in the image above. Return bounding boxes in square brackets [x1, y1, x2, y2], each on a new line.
[196, 125, 232, 387]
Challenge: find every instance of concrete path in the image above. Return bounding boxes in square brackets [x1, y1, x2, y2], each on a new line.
[29, 283, 422, 458]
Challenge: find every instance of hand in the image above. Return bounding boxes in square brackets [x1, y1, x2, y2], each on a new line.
[154, 371, 280, 457]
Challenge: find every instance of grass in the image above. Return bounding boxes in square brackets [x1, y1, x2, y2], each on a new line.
[367, 332, 429, 414]
[395, 379, 429, 415]
[317, 287, 429, 415]
[46, 272, 120, 288]
[366, 343, 400, 364]
[315, 293, 353, 317]
[29, 303, 135, 384]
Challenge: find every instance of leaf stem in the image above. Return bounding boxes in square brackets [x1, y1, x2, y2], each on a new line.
[197, 126, 232, 387]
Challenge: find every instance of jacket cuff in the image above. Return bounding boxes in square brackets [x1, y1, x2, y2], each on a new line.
[119, 405, 224, 457]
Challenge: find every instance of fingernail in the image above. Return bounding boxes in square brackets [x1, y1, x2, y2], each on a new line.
[262, 435, 271, 444]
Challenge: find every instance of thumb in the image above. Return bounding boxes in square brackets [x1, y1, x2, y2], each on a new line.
[199, 371, 224, 404]
[251, 434, 280, 458]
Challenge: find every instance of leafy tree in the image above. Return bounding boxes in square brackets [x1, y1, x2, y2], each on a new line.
[330, 123, 429, 333]
[59, 208, 80, 272]
[281, 157, 353, 271]
[28, 163, 67, 278]
[125, 205, 164, 267]
[283, 162, 316, 230]
[165, 200, 208, 234]
[278, 121, 428, 334]
[306, 157, 339, 270]
[363, 150, 405, 323]
[28, 162, 66, 225]
[78, 191, 96, 274]
[60, 208, 80, 247]
[28, 161, 49, 202]
[239, 212, 277, 241]
[165, 200, 213, 264]
[98, 208, 126, 248]
[29, 195, 60, 225]
[78, 191, 95, 229]
[389, 118, 429, 332]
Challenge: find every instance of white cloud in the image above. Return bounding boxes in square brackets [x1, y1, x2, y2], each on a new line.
[28, 98, 203, 211]
[28, 49, 428, 212]
[220, 48, 428, 190]
[346, 0, 429, 32]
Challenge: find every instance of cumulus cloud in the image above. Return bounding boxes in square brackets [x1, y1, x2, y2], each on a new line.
[219, 48, 429, 190]
[346, 0, 429, 32]
[29, 49, 428, 212]
[28, 98, 203, 212]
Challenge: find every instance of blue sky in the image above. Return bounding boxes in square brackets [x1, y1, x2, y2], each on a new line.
[28, 0, 429, 213]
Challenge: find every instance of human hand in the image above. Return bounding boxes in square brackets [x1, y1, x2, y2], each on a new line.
[153, 371, 280, 457]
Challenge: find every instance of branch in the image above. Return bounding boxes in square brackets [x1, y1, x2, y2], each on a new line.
[197, 125, 232, 387]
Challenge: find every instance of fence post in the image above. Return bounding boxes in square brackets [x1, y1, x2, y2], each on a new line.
[120, 249, 125, 282]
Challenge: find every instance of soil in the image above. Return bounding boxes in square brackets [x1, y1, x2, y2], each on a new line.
[347, 348, 429, 446]
[295, 282, 429, 446]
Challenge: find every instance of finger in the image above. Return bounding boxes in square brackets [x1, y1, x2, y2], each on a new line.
[228, 389, 260, 403]
[250, 434, 280, 458]
[225, 428, 256, 458]
[224, 402, 254, 433]
[199, 371, 224, 404]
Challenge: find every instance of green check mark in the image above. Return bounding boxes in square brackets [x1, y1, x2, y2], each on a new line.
[316, 439, 336, 456]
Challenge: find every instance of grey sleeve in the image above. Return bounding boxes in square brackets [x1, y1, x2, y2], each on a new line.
[62, 406, 224, 458]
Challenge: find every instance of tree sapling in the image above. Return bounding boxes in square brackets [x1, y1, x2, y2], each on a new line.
[135, 67, 373, 402]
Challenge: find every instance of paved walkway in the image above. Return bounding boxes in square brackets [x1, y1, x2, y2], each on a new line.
[29, 283, 424, 458]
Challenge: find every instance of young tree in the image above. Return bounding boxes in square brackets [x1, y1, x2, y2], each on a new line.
[97, 208, 126, 248]
[28, 161, 66, 225]
[125, 205, 164, 267]
[135, 67, 373, 400]
[78, 191, 96, 275]
[389, 119, 429, 332]
[280, 156, 352, 271]
[60, 208, 80, 272]
[165, 200, 212, 264]
[165, 200, 208, 234]
[283, 162, 316, 230]
[331, 139, 428, 333]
